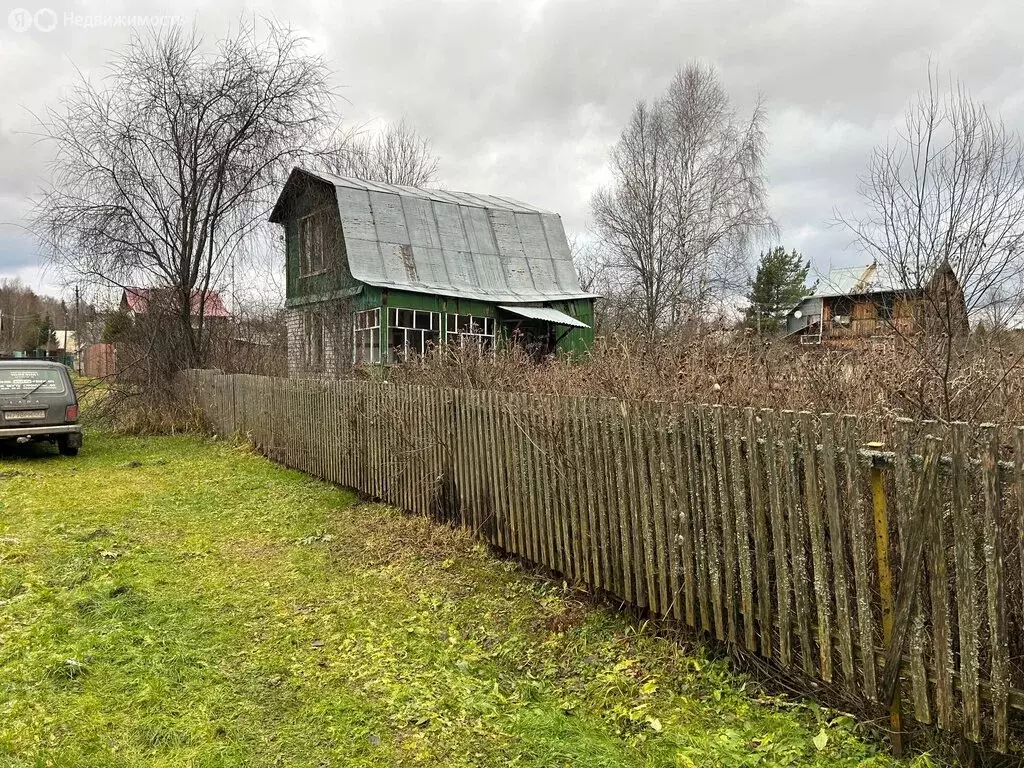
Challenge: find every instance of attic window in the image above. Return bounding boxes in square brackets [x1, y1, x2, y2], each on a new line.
[299, 209, 329, 276]
[388, 308, 440, 362]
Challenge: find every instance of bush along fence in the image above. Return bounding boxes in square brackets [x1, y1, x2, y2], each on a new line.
[183, 369, 1024, 754]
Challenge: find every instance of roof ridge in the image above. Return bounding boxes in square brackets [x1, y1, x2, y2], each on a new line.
[293, 166, 554, 214]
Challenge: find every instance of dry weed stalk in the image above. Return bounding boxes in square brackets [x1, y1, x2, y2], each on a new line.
[383, 333, 1024, 428]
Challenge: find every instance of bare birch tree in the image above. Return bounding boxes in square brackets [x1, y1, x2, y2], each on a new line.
[326, 117, 440, 186]
[591, 102, 671, 334]
[843, 75, 1024, 420]
[32, 22, 334, 382]
[592, 63, 773, 336]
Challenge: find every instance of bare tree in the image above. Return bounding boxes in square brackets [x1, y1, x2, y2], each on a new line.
[32, 21, 334, 384]
[326, 117, 440, 186]
[591, 101, 672, 335]
[663, 65, 774, 314]
[846, 75, 1024, 324]
[843, 75, 1024, 420]
[592, 63, 773, 336]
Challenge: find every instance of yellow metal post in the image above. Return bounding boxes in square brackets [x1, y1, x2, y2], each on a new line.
[866, 441, 904, 756]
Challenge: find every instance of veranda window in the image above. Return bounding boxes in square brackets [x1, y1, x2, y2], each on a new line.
[445, 313, 495, 349]
[387, 308, 440, 362]
[353, 308, 381, 364]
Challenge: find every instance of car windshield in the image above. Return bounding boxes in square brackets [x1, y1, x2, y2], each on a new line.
[0, 368, 65, 395]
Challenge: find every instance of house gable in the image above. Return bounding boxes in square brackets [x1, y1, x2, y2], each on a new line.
[272, 171, 359, 307]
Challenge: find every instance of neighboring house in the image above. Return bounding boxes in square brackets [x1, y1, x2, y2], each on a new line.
[785, 262, 968, 346]
[269, 168, 597, 376]
[120, 287, 229, 321]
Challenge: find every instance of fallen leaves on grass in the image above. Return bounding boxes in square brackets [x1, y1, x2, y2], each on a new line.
[0, 432, 914, 768]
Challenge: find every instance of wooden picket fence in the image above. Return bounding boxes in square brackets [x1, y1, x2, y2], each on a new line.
[182, 370, 1024, 753]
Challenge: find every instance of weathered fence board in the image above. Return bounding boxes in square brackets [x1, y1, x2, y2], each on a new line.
[981, 424, 1010, 753]
[182, 371, 1024, 752]
[843, 415, 878, 702]
[800, 410, 832, 682]
[763, 409, 792, 667]
[729, 408, 755, 652]
[746, 408, 773, 660]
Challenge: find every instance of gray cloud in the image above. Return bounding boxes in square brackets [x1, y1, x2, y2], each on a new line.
[2, 0, 1023, 297]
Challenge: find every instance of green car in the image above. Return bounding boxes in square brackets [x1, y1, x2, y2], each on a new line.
[0, 360, 82, 456]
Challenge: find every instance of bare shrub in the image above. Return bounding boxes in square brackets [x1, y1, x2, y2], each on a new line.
[841, 73, 1024, 421]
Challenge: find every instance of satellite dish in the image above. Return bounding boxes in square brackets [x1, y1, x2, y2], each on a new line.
[794, 310, 803, 319]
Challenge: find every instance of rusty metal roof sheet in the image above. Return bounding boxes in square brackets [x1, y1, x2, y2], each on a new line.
[277, 168, 598, 304]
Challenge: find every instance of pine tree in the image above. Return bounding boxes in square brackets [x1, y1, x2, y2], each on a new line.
[744, 247, 811, 334]
[39, 314, 57, 349]
[23, 312, 58, 351]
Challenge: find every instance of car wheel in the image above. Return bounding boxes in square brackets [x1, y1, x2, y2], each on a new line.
[57, 436, 80, 456]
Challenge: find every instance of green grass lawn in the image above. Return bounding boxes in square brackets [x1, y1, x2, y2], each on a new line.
[0, 433, 923, 767]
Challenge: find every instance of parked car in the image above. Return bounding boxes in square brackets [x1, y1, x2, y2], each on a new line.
[0, 360, 82, 456]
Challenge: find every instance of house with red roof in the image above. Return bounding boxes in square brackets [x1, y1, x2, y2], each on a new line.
[120, 287, 229, 320]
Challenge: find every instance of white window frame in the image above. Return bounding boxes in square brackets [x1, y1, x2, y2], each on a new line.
[387, 308, 441, 362]
[353, 308, 381, 365]
[298, 209, 329, 277]
[444, 313, 495, 349]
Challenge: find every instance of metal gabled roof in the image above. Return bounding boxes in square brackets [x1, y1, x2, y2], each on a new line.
[122, 287, 230, 318]
[312, 171, 554, 214]
[811, 263, 905, 298]
[272, 167, 598, 304]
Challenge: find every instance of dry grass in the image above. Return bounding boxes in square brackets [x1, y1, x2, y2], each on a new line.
[383, 332, 1024, 427]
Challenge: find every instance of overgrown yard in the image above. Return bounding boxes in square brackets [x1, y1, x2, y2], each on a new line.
[0, 434, 920, 767]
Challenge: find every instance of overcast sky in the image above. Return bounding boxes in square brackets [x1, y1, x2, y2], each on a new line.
[1, 0, 1022, 305]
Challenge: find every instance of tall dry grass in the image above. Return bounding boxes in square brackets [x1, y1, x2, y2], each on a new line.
[382, 332, 1024, 427]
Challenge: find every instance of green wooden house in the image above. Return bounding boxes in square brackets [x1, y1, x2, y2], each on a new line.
[269, 168, 597, 376]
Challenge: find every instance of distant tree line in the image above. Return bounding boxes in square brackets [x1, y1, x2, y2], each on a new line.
[0, 278, 89, 353]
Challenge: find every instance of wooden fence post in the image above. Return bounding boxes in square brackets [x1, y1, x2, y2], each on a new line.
[867, 441, 904, 757]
